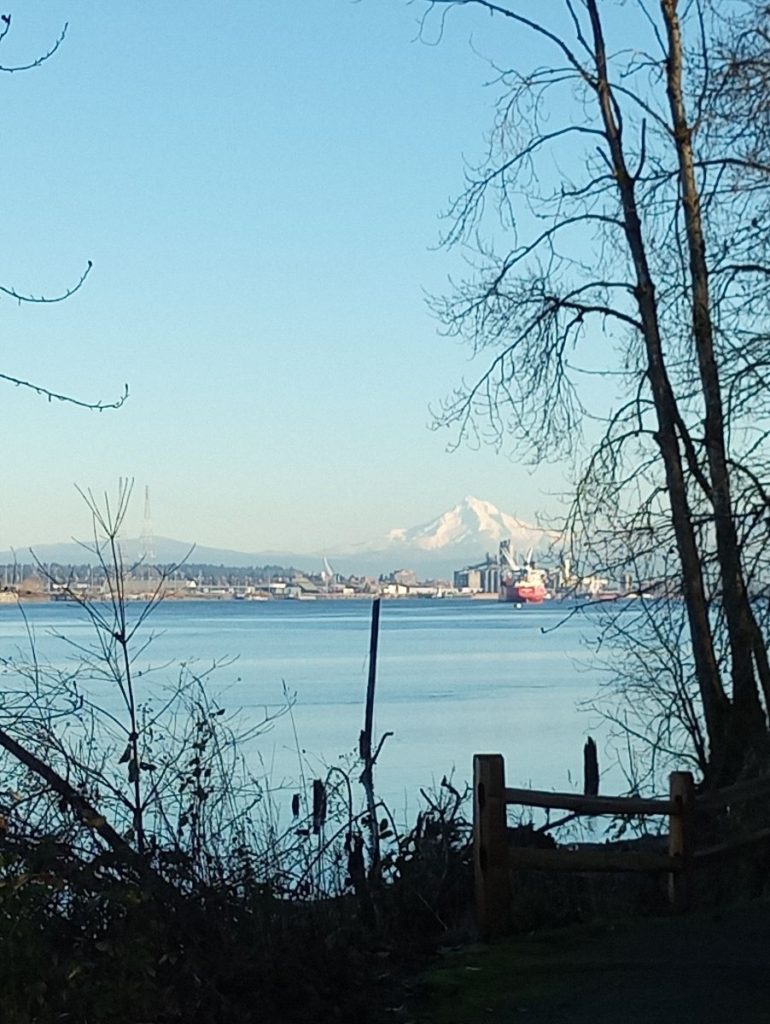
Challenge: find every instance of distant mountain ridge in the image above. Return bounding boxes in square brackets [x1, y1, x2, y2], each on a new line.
[0, 497, 559, 577]
[0, 537, 302, 571]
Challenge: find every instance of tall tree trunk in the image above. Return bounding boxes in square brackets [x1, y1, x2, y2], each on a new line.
[586, 0, 731, 775]
[661, 0, 769, 774]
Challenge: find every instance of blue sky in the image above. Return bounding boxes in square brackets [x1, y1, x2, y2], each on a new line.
[1, 1, 587, 553]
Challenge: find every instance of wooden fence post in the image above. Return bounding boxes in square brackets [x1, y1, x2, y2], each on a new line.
[473, 754, 510, 940]
[668, 770, 694, 912]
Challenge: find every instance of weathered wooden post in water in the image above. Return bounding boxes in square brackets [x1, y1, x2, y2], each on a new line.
[668, 770, 694, 911]
[473, 754, 511, 940]
[360, 597, 388, 878]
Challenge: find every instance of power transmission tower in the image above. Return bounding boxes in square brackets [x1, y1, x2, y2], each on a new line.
[140, 485, 155, 563]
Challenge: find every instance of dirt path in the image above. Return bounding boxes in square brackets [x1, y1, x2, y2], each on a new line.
[413, 901, 770, 1023]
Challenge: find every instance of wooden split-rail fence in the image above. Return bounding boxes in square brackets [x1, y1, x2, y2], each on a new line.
[473, 753, 770, 939]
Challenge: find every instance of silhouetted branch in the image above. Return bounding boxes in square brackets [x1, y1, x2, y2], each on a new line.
[0, 259, 92, 303]
[0, 373, 129, 411]
[0, 16, 67, 73]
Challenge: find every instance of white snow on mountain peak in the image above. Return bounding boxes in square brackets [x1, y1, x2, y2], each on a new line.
[378, 496, 556, 553]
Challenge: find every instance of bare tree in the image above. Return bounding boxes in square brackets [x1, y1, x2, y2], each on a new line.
[424, 0, 770, 784]
[0, 481, 292, 883]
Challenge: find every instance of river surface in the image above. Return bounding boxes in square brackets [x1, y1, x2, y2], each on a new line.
[0, 598, 614, 816]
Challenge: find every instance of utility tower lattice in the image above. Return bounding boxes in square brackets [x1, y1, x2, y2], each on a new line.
[140, 485, 156, 563]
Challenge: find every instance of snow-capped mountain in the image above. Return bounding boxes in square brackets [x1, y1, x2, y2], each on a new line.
[331, 496, 560, 576]
[380, 496, 555, 553]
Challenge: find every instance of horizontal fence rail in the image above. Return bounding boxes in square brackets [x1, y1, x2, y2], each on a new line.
[694, 825, 770, 864]
[503, 787, 674, 818]
[694, 774, 770, 812]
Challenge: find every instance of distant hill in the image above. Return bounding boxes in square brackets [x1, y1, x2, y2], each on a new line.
[1, 497, 560, 578]
[0, 537, 301, 571]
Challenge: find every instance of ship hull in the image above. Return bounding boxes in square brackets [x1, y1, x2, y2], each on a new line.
[500, 582, 546, 604]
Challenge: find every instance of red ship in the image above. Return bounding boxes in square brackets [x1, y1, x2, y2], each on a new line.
[499, 542, 549, 603]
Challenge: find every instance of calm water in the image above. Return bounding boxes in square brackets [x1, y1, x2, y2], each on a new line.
[0, 598, 612, 814]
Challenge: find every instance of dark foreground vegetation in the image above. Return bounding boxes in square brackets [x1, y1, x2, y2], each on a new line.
[0, 791, 472, 1023]
[0, 488, 475, 1023]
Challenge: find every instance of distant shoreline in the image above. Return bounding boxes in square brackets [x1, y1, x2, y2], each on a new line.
[1, 590, 504, 605]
